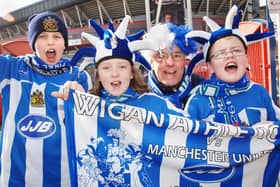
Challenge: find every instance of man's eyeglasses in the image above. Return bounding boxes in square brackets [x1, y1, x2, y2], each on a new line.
[154, 51, 185, 62]
[210, 48, 246, 60]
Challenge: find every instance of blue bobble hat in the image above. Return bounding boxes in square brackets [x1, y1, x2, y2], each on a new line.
[28, 11, 68, 51]
[185, 5, 274, 63]
[76, 15, 157, 70]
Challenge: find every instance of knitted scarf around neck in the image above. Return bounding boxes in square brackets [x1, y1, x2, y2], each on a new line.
[197, 74, 250, 125]
[25, 55, 72, 76]
[100, 87, 139, 103]
[148, 69, 191, 108]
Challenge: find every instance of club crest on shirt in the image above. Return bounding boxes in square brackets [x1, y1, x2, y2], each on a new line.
[31, 89, 45, 107]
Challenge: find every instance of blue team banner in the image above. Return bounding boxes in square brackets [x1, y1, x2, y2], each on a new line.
[64, 91, 280, 187]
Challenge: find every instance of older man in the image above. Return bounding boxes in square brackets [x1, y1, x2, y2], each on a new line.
[144, 23, 204, 108]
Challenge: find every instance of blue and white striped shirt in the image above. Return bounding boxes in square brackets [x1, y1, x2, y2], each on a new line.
[0, 55, 91, 187]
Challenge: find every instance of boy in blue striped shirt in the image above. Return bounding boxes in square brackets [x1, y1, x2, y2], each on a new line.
[0, 11, 91, 186]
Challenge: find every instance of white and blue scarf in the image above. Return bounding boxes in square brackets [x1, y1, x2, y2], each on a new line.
[196, 74, 250, 125]
[25, 55, 72, 75]
[148, 69, 192, 108]
[100, 87, 139, 103]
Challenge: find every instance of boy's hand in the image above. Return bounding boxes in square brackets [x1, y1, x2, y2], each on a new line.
[51, 81, 85, 100]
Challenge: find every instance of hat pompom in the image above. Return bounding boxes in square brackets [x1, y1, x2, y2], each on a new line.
[144, 23, 171, 50]
[144, 23, 197, 55]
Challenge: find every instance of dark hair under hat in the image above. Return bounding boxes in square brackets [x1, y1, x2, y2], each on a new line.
[28, 11, 68, 51]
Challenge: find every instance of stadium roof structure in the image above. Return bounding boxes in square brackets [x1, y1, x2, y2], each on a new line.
[0, 0, 263, 44]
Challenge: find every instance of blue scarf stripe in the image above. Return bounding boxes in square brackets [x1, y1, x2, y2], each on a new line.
[44, 84, 66, 185]
[182, 132, 207, 186]
[263, 149, 280, 186]
[142, 125, 163, 186]
[223, 138, 248, 187]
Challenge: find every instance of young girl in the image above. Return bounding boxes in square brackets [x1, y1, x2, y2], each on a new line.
[0, 11, 91, 186]
[54, 15, 197, 187]
[91, 57, 149, 101]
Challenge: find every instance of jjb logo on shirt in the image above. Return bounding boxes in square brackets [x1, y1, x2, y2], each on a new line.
[179, 164, 235, 183]
[17, 115, 56, 138]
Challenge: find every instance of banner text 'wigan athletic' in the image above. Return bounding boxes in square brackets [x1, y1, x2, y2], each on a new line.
[64, 91, 280, 187]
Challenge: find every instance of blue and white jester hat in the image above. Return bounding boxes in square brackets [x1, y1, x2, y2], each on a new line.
[78, 15, 157, 70]
[185, 5, 274, 62]
[144, 23, 197, 55]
